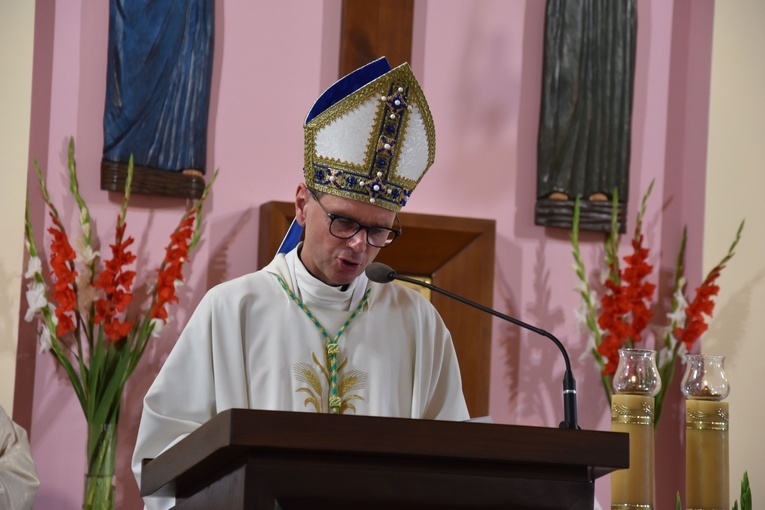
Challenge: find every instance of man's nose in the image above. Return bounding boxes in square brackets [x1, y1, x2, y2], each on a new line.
[346, 230, 368, 251]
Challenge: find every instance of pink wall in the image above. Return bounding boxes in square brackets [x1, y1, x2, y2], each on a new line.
[19, 1, 714, 508]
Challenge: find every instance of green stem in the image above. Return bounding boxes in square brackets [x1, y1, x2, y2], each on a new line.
[655, 356, 676, 427]
[83, 420, 117, 510]
[601, 374, 613, 407]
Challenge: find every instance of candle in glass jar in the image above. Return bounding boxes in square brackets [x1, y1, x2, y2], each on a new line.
[611, 393, 655, 509]
[686, 399, 729, 510]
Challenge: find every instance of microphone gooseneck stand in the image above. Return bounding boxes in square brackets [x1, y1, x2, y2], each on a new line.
[366, 262, 580, 430]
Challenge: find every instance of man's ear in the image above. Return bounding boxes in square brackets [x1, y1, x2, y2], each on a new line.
[295, 183, 309, 226]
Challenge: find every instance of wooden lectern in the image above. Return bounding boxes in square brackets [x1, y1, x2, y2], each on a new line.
[141, 409, 628, 509]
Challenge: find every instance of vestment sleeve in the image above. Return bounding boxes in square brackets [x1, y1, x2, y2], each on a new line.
[411, 298, 470, 421]
[0, 406, 40, 510]
[131, 291, 219, 510]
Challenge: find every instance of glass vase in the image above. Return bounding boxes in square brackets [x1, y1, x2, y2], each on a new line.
[83, 420, 118, 510]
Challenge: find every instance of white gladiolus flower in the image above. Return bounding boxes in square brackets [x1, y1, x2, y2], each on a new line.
[677, 342, 689, 364]
[655, 324, 678, 350]
[573, 279, 587, 295]
[24, 281, 48, 322]
[599, 265, 610, 284]
[73, 239, 102, 312]
[573, 299, 590, 330]
[79, 207, 91, 238]
[578, 335, 598, 363]
[657, 336, 674, 366]
[150, 317, 170, 338]
[75, 237, 99, 265]
[587, 289, 599, 307]
[77, 279, 101, 312]
[666, 277, 689, 327]
[38, 323, 53, 353]
[666, 307, 687, 328]
[25, 256, 42, 279]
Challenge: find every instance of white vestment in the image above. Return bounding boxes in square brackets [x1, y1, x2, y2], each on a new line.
[0, 406, 39, 510]
[132, 248, 469, 509]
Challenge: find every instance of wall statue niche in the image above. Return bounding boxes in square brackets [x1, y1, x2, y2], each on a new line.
[535, 0, 637, 233]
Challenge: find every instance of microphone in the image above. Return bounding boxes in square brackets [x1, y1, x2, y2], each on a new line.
[365, 262, 580, 430]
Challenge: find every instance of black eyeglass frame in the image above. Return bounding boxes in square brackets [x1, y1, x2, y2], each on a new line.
[309, 189, 402, 248]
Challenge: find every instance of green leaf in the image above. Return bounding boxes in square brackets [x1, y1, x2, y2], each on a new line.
[85, 329, 108, 420]
[51, 346, 87, 413]
[737, 471, 751, 510]
[633, 179, 654, 243]
[90, 350, 131, 427]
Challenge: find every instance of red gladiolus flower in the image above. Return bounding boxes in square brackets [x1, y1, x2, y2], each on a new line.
[93, 220, 136, 342]
[150, 214, 196, 322]
[47, 215, 78, 337]
[673, 265, 724, 350]
[102, 317, 133, 342]
[596, 234, 656, 375]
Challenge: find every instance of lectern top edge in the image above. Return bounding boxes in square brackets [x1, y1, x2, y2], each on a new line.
[141, 408, 628, 499]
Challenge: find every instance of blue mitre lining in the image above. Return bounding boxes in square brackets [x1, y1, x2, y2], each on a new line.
[304, 57, 392, 123]
[277, 218, 303, 255]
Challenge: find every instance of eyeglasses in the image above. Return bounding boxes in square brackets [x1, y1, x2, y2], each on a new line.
[310, 191, 402, 248]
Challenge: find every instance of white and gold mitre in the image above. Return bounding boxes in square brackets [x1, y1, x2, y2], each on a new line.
[304, 57, 436, 212]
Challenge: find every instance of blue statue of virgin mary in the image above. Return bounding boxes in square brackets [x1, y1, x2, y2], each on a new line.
[102, 0, 214, 188]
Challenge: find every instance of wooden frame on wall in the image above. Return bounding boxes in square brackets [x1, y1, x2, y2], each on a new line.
[339, 0, 414, 75]
[258, 201, 495, 417]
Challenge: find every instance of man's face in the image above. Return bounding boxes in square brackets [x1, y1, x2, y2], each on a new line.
[295, 184, 396, 286]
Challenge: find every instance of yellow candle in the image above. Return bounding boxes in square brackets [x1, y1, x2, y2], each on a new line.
[686, 400, 729, 510]
[611, 394, 655, 509]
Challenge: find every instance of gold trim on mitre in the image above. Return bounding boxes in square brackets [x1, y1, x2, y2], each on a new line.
[304, 63, 436, 211]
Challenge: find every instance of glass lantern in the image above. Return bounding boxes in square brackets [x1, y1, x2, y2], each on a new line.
[680, 354, 730, 400]
[612, 348, 662, 396]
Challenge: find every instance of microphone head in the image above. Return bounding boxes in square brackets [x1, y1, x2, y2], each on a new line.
[365, 262, 396, 283]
